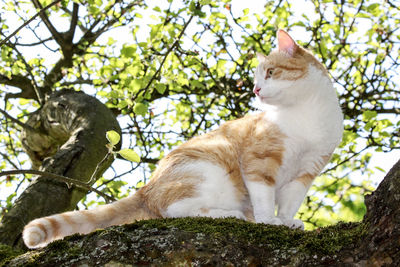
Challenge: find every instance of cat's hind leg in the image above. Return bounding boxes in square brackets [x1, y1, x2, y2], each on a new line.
[165, 200, 246, 220]
[162, 161, 246, 220]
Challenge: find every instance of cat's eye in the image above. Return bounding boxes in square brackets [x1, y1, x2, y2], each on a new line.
[265, 68, 275, 79]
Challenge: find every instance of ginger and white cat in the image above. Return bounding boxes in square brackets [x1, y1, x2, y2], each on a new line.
[23, 30, 343, 248]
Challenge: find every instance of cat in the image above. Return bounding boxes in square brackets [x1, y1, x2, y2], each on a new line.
[23, 29, 343, 248]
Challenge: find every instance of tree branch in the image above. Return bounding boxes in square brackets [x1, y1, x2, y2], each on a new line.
[43, 1, 143, 91]
[0, 74, 38, 101]
[13, 37, 53, 47]
[78, 0, 143, 48]
[0, 107, 38, 133]
[5, 41, 46, 103]
[0, 152, 19, 170]
[43, 56, 74, 90]
[67, 3, 79, 42]
[0, 0, 62, 47]
[86, 151, 113, 185]
[0, 169, 116, 203]
[31, 0, 64, 47]
[132, 14, 195, 101]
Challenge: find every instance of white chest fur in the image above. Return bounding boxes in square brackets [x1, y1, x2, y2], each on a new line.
[262, 71, 343, 188]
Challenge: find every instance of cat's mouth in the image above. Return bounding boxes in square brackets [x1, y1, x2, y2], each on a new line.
[258, 92, 282, 103]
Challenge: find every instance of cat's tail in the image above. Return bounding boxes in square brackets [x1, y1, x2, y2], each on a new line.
[23, 191, 155, 248]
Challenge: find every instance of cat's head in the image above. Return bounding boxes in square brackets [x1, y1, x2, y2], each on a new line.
[253, 30, 329, 106]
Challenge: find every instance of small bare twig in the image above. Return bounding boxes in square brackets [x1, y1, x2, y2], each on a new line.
[86, 150, 113, 185]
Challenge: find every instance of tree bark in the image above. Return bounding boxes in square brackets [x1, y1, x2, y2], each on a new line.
[0, 89, 121, 248]
[3, 160, 400, 266]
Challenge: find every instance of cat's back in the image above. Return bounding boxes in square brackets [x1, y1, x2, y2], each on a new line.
[171, 113, 253, 145]
[150, 111, 282, 183]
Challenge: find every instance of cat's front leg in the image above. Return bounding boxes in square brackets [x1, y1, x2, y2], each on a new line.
[276, 173, 315, 230]
[245, 180, 282, 225]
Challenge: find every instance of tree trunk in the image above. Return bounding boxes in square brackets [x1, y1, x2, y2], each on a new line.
[3, 160, 400, 266]
[0, 89, 121, 248]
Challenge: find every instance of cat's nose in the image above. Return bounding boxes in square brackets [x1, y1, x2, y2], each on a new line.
[253, 86, 261, 96]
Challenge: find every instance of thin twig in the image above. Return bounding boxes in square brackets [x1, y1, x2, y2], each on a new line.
[0, 169, 116, 203]
[0, 107, 38, 133]
[132, 14, 195, 101]
[5, 42, 44, 104]
[322, 146, 370, 174]
[0, 0, 62, 47]
[86, 151, 113, 185]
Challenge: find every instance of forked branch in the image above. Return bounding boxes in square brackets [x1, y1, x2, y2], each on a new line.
[0, 0, 62, 47]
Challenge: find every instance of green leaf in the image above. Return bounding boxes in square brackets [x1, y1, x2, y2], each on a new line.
[200, 0, 211, 5]
[362, 110, 378, 121]
[367, 3, 379, 12]
[136, 180, 145, 188]
[130, 79, 142, 93]
[106, 130, 120, 146]
[19, 98, 31, 105]
[134, 102, 148, 116]
[107, 37, 116, 45]
[118, 148, 140, 162]
[189, 1, 196, 12]
[375, 166, 385, 172]
[117, 100, 128, 109]
[155, 83, 167, 94]
[121, 45, 136, 58]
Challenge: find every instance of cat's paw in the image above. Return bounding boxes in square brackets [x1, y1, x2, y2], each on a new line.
[255, 216, 283, 226]
[281, 218, 304, 230]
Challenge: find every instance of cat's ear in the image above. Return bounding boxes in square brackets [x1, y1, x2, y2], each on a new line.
[277, 29, 297, 56]
[256, 52, 267, 62]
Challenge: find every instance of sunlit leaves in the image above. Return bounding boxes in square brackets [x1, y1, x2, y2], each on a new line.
[118, 148, 141, 163]
[105, 131, 140, 164]
[155, 83, 167, 94]
[121, 45, 137, 58]
[133, 102, 148, 116]
[130, 80, 142, 93]
[106, 130, 121, 146]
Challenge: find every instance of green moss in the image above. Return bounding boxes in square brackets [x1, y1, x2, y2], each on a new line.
[46, 239, 71, 251]
[300, 221, 367, 255]
[24, 251, 45, 267]
[123, 217, 366, 255]
[0, 245, 23, 267]
[30, 238, 84, 265]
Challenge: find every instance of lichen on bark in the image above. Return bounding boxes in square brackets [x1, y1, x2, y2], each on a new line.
[3, 217, 366, 266]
